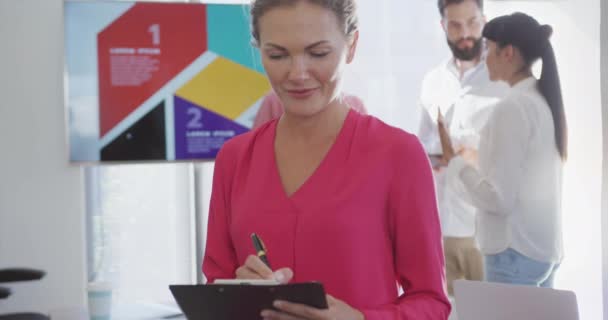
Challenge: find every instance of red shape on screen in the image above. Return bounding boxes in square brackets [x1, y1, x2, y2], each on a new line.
[97, 3, 207, 137]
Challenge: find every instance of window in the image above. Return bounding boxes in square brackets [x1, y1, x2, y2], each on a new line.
[86, 163, 203, 312]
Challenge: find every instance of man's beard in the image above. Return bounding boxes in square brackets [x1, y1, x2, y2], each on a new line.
[447, 37, 483, 61]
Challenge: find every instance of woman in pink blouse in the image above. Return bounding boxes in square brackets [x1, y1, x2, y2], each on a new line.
[202, 0, 450, 319]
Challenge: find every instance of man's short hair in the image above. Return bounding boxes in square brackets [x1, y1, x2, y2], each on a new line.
[437, 0, 483, 17]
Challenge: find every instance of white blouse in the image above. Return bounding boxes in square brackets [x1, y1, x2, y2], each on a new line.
[417, 55, 507, 238]
[446, 77, 563, 263]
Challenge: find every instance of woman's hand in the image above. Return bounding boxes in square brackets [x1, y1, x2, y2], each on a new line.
[261, 294, 365, 320]
[235, 255, 293, 284]
[437, 110, 455, 164]
[458, 147, 479, 167]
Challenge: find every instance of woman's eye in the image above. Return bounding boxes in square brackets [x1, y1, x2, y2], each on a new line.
[268, 54, 286, 60]
[310, 52, 329, 58]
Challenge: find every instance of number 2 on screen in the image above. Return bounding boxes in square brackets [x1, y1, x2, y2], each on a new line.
[187, 107, 203, 129]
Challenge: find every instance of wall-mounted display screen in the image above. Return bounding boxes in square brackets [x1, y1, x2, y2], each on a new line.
[65, 1, 269, 162]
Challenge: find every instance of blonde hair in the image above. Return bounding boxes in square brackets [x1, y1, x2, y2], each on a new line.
[250, 0, 358, 47]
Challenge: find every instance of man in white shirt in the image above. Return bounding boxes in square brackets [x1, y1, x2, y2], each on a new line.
[417, 0, 507, 295]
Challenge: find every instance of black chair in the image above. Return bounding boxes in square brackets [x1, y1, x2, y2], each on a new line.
[0, 268, 50, 320]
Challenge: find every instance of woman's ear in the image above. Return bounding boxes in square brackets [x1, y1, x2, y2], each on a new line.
[503, 45, 516, 62]
[346, 30, 359, 64]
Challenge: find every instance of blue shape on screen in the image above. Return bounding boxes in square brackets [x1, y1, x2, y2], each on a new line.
[206, 4, 265, 74]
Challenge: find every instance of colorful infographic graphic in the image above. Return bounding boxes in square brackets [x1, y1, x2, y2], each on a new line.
[65, 2, 270, 162]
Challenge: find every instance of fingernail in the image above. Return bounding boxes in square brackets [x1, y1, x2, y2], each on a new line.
[273, 300, 283, 308]
[261, 310, 270, 317]
[273, 271, 284, 282]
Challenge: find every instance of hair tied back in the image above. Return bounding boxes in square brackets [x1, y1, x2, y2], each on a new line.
[539, 24, 553, 41]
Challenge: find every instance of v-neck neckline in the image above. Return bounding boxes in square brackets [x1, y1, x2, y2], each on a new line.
[270, 109, 356, 202]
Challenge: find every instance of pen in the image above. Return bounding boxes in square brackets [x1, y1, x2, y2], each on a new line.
[251, 233, 271, 268]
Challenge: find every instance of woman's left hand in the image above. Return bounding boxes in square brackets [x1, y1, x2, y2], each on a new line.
[458, 147, 478, 167]
[261, 294, 364, 320]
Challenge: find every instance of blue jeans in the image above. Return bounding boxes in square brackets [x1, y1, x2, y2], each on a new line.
[485, 248, 560, 288]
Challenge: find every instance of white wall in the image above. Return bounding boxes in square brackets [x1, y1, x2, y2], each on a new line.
[341, 0, 446, 132]
[0, 0, 86, 314]
[601, 1, 608, 319]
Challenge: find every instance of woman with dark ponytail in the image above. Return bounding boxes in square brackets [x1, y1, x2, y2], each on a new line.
[438, 12, 566, 288]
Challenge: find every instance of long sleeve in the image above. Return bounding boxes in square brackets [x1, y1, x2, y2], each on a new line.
[445, 101, 531, 216]
[202, 146, 239, 283]
[361, 137, 450, 320]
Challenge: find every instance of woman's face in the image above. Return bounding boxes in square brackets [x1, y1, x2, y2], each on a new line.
[257, 1, 357, 118]
[485, 40, 501, 81]
[485, 39, 514, 82]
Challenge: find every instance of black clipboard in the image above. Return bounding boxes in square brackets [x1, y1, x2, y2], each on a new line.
[169, 282, 328, 320]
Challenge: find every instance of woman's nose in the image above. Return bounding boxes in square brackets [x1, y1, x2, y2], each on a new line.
[287, 56, 311, 81]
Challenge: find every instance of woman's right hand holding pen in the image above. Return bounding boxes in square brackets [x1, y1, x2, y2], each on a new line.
[235, 255, 294, 284]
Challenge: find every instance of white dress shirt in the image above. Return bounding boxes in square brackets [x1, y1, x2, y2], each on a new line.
[446, 77, 564, 263]
[417, 55, 508, 237]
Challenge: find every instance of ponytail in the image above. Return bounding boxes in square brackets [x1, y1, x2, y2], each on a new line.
[538, 41, 568, 160]
[483, 13, 568, 161]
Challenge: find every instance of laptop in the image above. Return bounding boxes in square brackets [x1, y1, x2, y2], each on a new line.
[453, 280, 579, 320]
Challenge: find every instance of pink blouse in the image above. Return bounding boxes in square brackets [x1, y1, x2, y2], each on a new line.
[252, 91, 368, 129]
[203, 109, 450, 319]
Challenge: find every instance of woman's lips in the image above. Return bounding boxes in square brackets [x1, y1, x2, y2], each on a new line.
[286, 88, 317, 99]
